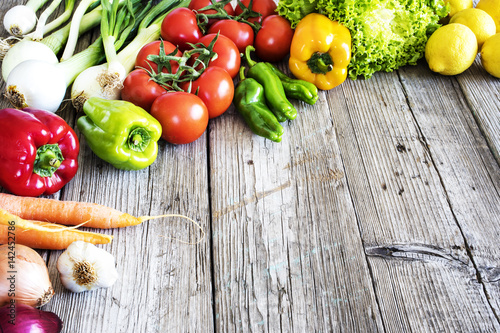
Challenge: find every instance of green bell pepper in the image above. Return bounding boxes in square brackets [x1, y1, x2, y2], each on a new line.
[77, 97, 162, 170]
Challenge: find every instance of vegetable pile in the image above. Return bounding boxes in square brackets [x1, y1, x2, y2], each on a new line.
[278, 0, 449, 79]
[0, 0, 320, 171]
[1, 0, 497, 328]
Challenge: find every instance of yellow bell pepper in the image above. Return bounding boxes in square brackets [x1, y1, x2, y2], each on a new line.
[289, 13, 351, 90]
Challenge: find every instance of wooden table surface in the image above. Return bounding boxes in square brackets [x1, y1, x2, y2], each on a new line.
[1, 1, 499, 332]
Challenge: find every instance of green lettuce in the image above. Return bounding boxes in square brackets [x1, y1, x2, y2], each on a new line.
[278, 0, 449, 80]
[276, 0, 320, 28]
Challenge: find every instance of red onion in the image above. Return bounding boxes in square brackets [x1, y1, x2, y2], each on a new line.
[0, 303, 62, 333]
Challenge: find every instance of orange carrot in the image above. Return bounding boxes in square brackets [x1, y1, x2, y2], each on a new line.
[0, 193, 141, 229]
[0, 208, 113, 250]
[0, 193, 205, 244]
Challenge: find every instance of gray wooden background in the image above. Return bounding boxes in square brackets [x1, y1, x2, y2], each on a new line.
[1, 0, 499, 332]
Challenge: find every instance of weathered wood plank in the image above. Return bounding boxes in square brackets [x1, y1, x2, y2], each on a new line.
[456, 56, 500, 163]
[399, 59, 500, 318]
[210, 63, 384, 331]
[332, 64, 500, 332]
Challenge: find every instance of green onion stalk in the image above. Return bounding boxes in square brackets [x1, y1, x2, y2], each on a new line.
[30, 0, 77, 41]
[60, 0, 102, 60]
[4, 0, 145, 112]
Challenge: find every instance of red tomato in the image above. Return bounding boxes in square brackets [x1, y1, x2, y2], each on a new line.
[188, 0, 235, 26]
[254, 15, 294, 62]
[195, 33, 241, 78]
[121, 69, 167, 112]
[161, 7, 202, 51]
[234, 0, 277, 24]
[150, 92, 209, 145]
[207, 20, 254, 54]
[182, 67, 234, 119]
[135, 40, 181, 73]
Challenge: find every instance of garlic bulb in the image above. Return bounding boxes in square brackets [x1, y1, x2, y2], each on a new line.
[56, 241, 118, 293]
[0, 244, 54, 307]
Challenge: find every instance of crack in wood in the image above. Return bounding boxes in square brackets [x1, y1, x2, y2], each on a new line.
[213, 181, 292, 219]
[365, 243, 469, 267]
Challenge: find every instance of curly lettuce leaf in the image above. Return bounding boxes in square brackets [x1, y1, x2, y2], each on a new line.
[317, 0, 448, 79]
[277, 0, 320, 28]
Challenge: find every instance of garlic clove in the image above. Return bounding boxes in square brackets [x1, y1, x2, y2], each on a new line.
[57, 241, 118, 293]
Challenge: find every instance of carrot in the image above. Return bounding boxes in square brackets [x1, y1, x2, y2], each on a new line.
[0, 193, 205, 244]
[0, 208, 113, 250]
[0, 193, 141, 229]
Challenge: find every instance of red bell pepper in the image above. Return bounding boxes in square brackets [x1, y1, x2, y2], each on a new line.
[0, 108, 79, 197]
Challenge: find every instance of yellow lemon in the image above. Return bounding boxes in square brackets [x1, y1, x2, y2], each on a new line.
[443, 0, 473, 21]
[481, 33, 500, 78]
[425, 23, 478, 75]
[450, 8, 497, 48]
[476, 0, 500, 33]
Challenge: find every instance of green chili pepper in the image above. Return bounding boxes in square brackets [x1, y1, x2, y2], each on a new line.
[244, 46, 297, 122]
[77, 97, 162, 170]
[265, 63, 319, 105]
[235, 67, 284, 143]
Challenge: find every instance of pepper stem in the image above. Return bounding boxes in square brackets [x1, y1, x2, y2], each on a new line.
[244, 45, 257, 67]
[128, 127, 151, 152]
[34, 144, 64, 177]
[307, 52, 334, 75]
[239, 66, 246, 81]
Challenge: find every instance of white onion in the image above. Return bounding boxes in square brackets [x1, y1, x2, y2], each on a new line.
[70, 63, 125, 111]
[3, 5, 37, 36]
[0, 244, 54, 307]
[5, 59, 67, 113]
[2, 40, 59, 81]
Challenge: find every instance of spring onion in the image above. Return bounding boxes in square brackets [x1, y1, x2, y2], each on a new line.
[71, 0, 138, 104]
[5, 36, 104, 112]
[4, 0, 152, 113]
[3, 0, 50, 36]
[60, 0, 100, 61]
[1, 5, 102, 81]
[31, 0, 76, 41]
[71, 0, 189, 109]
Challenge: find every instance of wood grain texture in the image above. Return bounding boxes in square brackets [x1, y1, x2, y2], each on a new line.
[210, 77, 384, 331]
[331, 64, 500, 332]
[399, 60, 500, 319]
[1, 1, 499, 332]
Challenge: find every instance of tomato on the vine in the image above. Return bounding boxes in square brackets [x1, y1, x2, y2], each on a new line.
[188, 0, 235, 27]
[135, 40, 181, 73]
[182, 66, 234, 119]
[254, 15, 294, 62]
[207, 20, 254, 53]
[234, 0, 277, 24]
[121, 69, 167, 112]
[150, 92, 209, 145]
[194, 33, 241, 78]
[161, 7, 202, 51]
